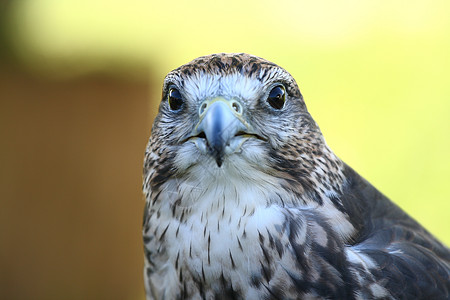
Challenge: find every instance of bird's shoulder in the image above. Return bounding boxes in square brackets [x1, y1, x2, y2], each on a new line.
[340, 164, 450, 299]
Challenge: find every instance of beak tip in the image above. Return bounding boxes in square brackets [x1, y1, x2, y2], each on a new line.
[211, 149, 224, 167]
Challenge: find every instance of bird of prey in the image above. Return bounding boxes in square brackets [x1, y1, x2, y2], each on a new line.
[142, 53, 449, 299]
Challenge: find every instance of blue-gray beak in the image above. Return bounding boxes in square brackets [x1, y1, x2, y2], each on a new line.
[195, 98, 247, 167]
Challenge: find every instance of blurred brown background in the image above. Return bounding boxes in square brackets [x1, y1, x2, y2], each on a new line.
[0, 68, 150, 300]
[1, 4, 152, 298]
[1, 1, 449, 300]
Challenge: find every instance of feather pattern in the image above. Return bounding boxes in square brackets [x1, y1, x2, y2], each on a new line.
[143, 53, 449, 299]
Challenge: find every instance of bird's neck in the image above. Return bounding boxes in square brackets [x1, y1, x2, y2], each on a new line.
[147, 145, 356, 241]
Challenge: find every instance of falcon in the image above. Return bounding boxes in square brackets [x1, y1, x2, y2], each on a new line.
[142, 53, 449, 299]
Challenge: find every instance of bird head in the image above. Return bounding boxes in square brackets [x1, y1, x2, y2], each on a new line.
[145, 53, 345, 206]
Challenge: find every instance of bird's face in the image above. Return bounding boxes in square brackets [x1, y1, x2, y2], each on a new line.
[149, 54, 325, 186]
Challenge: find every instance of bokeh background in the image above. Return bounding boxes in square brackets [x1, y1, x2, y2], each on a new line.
[1, 1, 449, 299]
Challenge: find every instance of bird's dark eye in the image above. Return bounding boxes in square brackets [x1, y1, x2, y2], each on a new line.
[267, 85, 286, 110]
[168, 88, 183, 111]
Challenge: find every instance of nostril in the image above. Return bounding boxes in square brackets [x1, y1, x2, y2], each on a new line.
[231, 101, 242, 114]
[200, 102, 208, 115]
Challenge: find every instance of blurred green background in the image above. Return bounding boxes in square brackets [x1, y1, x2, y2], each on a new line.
[0, 0, 449, 299]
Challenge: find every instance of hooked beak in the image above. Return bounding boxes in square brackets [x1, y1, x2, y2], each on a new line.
[188, 97, 263, 167]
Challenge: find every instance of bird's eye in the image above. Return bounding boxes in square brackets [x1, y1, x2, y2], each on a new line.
[267, 85, 286, 110]
[168, 88, 183, 111]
